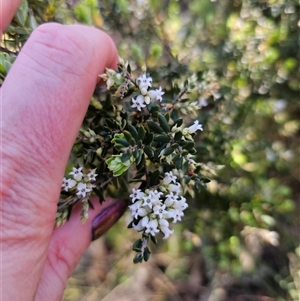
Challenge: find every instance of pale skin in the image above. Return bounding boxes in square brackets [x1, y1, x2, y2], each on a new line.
[1, 1, 122, 300]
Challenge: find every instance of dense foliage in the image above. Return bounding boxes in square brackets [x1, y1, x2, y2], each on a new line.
[1, 0, 299, 300]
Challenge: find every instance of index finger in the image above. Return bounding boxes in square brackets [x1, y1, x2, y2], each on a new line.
[0, 0, 22, 35]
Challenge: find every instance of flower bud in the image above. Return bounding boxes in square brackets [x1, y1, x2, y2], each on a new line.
[140, 86, 148, 95]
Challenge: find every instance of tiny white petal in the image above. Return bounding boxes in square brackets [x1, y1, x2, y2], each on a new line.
[69, 167, 83, 181]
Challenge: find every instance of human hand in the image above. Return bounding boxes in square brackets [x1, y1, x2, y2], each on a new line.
[1, 1, 126, 300]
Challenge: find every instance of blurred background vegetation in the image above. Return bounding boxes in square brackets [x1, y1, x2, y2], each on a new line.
[1, 0, 299, 300]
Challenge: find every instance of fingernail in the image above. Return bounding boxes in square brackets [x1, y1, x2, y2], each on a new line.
[91, 200, 128, 241]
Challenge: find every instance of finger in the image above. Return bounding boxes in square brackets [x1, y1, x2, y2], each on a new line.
[1, 23, 118, 300]
[0, 0, 22, 35]
[35, 198, 128, 301]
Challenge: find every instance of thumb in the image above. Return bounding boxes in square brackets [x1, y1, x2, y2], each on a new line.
[1, 23, 118, 300]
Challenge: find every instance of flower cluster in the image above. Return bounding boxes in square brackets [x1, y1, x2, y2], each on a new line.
[131, 74, 165, 111]
[57, 167, 98, 226]
[58, 59, 212, 263]
[129, 171, 188, 243]
[61, 167, 97, 198]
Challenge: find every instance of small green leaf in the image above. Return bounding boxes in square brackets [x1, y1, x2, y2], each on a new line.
[170, 108, 178, 121]
[133, 239, 143, 251]
[174, 156, 183, 169]
[144, 146, 154, 158]
[150, 235, 157, 244]
[133, 253, 143, 264]
[114, 143, 126, 151]
[174, 132, 183, 141]
[29, 14, 38, 30]
[161, 146, 174, 157]
[133, 149, 139, 161]
[183, 141, 195, 150]
[115, 138, 129, 147]
[172, 118, 183, 128]
[15, 27, 29, 35]
[158, 113, 170, 133]
[149, 105, 160, 114]
[150, 170, 160, 186]
[127, 124, 139, 140]
[121, 153, 131, 163]
[143, 247, 151, 261]
[154, 134, 170, 143]
[144, 132, 154, 145]
[182, 149, 189, 156]
[138, 126, 146, 141]
[135, 150, 144, 166]
[15, 0, 29, 26]
[184, 176, 191, 184]
[123, 130, 133, 142]
[189, 148, 197, 154]
[171, 143, 179, 150]
[164, 112, 170, 122]
[129, 138, 136, 146]
[147, 120, 164, 134]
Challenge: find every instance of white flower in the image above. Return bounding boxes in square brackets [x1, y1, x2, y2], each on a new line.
[154, 87, 165, 102]
[61, 178, 76, 191]
[169, 209, 184, 223]
[165, 192, 178, 206]
[163, 171, 177, 185]
[168, 183, 181, 195]
[142, 190, 162, 208]
[153, 204, 167, 219]
[132, 97, 146, 111]
[87, 169, 98, 182]
[133, 219, 144, 231]
[174, 196, 188, 211]
[136, 94, 151, 105]
[76, 182, 92, 198]
[159, 219, 174, 239]
[141, 215, 150, 227]
[130, 188, 146, 202]
[142, 194, 154, 208]
[187, 120, 203, 134]
[145, 219, 159, 236]
[137, 74, 152, 91]
[150, 189, 163, 200]
[69, 167, 83, 181]
[129, 201, 147, 219]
